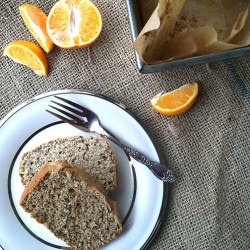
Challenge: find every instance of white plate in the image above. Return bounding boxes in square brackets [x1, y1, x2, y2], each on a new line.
[0, 90, 168, 250]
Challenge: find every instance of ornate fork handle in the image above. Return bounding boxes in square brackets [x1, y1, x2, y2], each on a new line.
[47, 96, 175, 183]
[101, 133, 175, 183]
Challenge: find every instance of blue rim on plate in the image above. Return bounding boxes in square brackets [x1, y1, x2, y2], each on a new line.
[0, 89, 169, 250]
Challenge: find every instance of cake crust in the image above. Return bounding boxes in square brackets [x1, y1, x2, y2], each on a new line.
[20, 161, 122, 250]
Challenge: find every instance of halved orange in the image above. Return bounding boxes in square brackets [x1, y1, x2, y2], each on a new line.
[3, 40, 48, 76]
[150, 82, 199, 116]
[19, 4, 54, 53]
[46, 0, 102, 49]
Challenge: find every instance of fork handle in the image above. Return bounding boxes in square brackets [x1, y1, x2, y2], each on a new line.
[122, 145, 175, 183]
[102, 134, 175, 183]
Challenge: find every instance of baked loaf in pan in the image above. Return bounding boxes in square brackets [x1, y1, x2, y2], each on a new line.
[20, 161, 122, 250]
[19, 136, 116, 192]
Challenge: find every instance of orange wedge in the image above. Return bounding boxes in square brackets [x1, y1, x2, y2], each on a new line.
[46, 0, 102, 49]
[150, 82, 199, 116]
[3, 40, 48, 76]
[19, 4, 54, 53]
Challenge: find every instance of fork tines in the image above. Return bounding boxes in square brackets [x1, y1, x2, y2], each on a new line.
[46, 96, 89, 124]
[46, 109, 78, 125]
[54, 96, 92, 116]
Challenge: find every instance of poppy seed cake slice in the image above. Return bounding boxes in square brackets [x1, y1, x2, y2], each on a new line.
[20, 161, 122, 250]
[19, 136, 116, 191]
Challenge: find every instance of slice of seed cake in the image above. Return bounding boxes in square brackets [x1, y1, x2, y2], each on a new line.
[20, 161, 122, 250]
[19, 136, 116, 192]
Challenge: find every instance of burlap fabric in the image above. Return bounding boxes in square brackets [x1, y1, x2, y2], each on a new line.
[1, 1, 250, 249]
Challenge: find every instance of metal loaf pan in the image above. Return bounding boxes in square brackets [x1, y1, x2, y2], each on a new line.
[125, 0, 250, 73]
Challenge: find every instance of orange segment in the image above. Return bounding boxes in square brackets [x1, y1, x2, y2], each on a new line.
[3, 40, 48, 76]
[19, 4, 54, 53]
[150, 82, 199, 116]
[46, 0, 102, 49]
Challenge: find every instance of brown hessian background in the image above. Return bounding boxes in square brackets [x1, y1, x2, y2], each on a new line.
[1, 1, 250, 249]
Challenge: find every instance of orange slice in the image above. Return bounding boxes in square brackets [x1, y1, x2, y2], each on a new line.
[46, 0, 102, 49]
[3, 40, 48, 76]
[19, 4, 54, 53]
[150, 82, 199, 116]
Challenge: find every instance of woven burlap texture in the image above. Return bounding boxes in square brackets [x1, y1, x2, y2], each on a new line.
[0, 1, 250, 250]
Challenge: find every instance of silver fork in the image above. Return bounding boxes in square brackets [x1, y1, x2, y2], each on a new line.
[46, 96, 175, 183]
